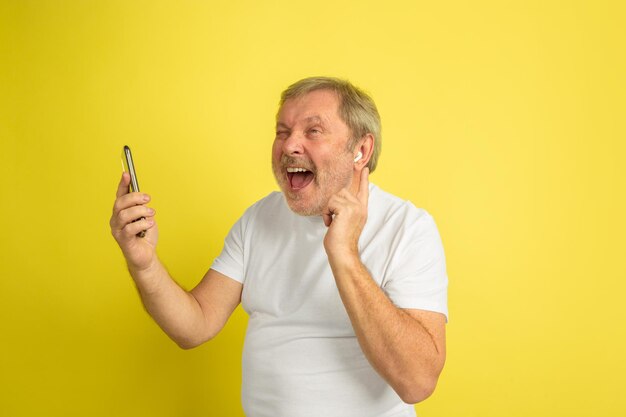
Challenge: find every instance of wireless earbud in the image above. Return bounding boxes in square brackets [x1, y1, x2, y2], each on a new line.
[354, 151, 363, 163]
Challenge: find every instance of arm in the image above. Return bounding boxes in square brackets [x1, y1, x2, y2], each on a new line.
[110, 172, 242, 349]
[327, 255, 446, 403]
[132, 262, 242, 349]
[323, 168, 446, 403]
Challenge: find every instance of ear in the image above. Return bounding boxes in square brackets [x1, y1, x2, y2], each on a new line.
[353, 133, 375, 170]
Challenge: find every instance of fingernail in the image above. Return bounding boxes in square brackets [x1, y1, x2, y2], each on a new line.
[143, 194, 150, 202]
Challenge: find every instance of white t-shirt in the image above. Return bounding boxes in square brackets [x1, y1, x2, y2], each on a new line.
[211, 184, 448, 417]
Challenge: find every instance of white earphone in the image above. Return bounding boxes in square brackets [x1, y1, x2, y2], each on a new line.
[354, 151, 363, 163]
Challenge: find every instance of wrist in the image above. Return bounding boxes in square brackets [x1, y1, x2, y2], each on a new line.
[128, 256, 162, 287]
[326, 248, 362, 273]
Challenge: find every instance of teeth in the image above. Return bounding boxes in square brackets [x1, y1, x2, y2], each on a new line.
[286, 167, 310, 173]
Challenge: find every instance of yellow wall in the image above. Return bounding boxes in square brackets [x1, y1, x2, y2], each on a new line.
[1, 1, 624, 415]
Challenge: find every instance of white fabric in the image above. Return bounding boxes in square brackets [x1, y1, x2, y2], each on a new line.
[211, 184, 448, 417]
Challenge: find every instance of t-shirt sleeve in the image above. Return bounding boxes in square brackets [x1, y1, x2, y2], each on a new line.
[210, 214, 246, 284]
[382, 208, 449, 321]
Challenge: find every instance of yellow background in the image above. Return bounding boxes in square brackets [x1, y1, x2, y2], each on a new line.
[1, 1, 624, 415]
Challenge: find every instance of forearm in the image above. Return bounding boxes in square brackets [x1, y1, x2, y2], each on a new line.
[129, 258, 208, 349]
[328, 253, 444, 403]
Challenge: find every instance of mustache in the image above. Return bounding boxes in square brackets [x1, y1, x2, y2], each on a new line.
[280, 155, 316, 172]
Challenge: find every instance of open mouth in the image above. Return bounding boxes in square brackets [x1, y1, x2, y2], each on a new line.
[286, 167, 314, 190]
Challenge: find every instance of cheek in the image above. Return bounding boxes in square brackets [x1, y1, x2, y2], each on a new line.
[271, 142, 281, 160]
[323, 153, 351, 173]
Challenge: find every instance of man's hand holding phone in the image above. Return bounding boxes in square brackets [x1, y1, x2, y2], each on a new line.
[110, 151, 159, 273]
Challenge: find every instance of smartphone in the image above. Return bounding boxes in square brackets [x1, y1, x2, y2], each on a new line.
[121, 145, 146, 238]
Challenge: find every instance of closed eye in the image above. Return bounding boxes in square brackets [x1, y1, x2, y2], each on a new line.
[275, 130, 289, 139]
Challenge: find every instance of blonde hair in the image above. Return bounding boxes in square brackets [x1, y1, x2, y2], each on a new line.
[278, 76, 382, 173]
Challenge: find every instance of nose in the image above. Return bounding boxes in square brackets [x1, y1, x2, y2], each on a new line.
[282, 131, 305, 156]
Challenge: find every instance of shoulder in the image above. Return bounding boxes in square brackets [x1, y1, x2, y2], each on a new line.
[368, 184, 434, 229]
[240, 191, 285, 218]
[237, 191, 290, 230]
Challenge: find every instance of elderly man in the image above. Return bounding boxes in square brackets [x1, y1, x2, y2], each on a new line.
[110, 77, 448, 417]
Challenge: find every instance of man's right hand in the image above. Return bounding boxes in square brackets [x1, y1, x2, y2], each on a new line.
[110, 172, 159, 272]
[109, 172, 242, 349]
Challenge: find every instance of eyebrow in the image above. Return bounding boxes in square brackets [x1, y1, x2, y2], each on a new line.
[276, 115, 325, 130]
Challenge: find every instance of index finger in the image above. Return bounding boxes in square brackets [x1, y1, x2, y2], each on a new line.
[357, 167, 369, 206]
[116, 172, 131, 198]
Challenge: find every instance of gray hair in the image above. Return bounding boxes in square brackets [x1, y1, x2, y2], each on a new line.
[278, 76, 382, 173]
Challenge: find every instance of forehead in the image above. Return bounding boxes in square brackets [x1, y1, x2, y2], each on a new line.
[277, 89, 342, 126]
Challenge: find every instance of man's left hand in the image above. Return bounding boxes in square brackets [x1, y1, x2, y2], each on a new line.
[322, 168, 369, 259]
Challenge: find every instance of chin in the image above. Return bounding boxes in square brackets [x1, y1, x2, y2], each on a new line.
[284, 194, 324, 216]
[287, 203, 322, 217]
[273, 170, 327, 216]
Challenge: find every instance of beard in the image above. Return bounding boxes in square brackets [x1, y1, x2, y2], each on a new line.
[272, 151, 353, 216]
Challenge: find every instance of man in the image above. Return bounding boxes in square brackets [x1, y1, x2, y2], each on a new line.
[110, 77, 448, 417]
